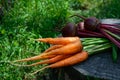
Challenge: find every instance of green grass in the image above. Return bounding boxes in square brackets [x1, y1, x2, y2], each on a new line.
[0, 0, 120, 80]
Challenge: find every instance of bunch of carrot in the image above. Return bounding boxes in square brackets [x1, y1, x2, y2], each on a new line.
[10, 37, 111, 75]
[11, 37, 86, 74]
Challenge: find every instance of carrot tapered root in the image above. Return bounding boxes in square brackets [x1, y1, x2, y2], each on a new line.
[47, 51, 88, 68]
[13, 45, 63, 62]
[30, 51, 88, 75]
[44, 45, 63, 53]
[30, 66, 49, 75]
[35, 37, 79, 45]
[24, 55, 72, 67]
[13, 54, 56, 62]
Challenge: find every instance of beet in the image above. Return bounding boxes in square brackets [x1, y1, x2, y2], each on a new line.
[61, 23, 76, 37]
[84, 17, 100, 31]
[70, 15, 101, 31]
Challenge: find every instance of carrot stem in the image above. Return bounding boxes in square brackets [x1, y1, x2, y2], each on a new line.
[88, 43, 111, 55]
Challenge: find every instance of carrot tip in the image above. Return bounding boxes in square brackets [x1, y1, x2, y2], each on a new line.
[12, 60, 24, 63]
[8, 62, 27, 67]
[34, 39, 41, 41]
[29, 66, 48, 75]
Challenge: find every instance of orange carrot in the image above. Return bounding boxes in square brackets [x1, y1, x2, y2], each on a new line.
[44, 45, 63, 53]
[13, 54, 56, 62]
[31, 51, 88, 75]
[40, 40, 82, 56]
[22, 55, 72, 67]
[35, 37, 79, 45]
[47, 51, 88, 68]
[13, 45, 62, 62]
[14, 40, 82, 62]
[15, 45, 63, 62]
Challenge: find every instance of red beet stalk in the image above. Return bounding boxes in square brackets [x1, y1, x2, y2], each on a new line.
[101, 24, 120, 34]
[100, 28, 120, 48]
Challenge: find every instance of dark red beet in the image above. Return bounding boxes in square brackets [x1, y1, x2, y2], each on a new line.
[84, 17, 100, 31]
[61, 23, 76, 37]
[70, 15, 101, 31]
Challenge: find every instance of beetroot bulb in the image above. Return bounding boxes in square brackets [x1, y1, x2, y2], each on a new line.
[70, 14, 101, 31]
[76, 22, 104, 37]
[61, 21, 104, 38]
[61, 22, 76, 37]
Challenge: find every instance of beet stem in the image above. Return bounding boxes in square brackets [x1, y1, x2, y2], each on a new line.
[102, 24, 120, 27]
[76, 31, 104, 37]
[100, 28, 120, 48]
[101, 24, 120, 34]
[104, 29, 120, 40]
[77, 29, 105, 37]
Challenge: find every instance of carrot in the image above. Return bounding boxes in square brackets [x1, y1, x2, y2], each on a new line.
[13, 45, 62, 62]
[44, 45, 63, 53]
[14, 45, 63, 62]
[35, 37, 79, 45]
[40, 40, 82, 56]
[14, 40, 82, 62]
[20, 55, 72, 67]
[13, 54, 56, 62]
[47, 51, 88, 68]
[30, 51, 88, 75]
